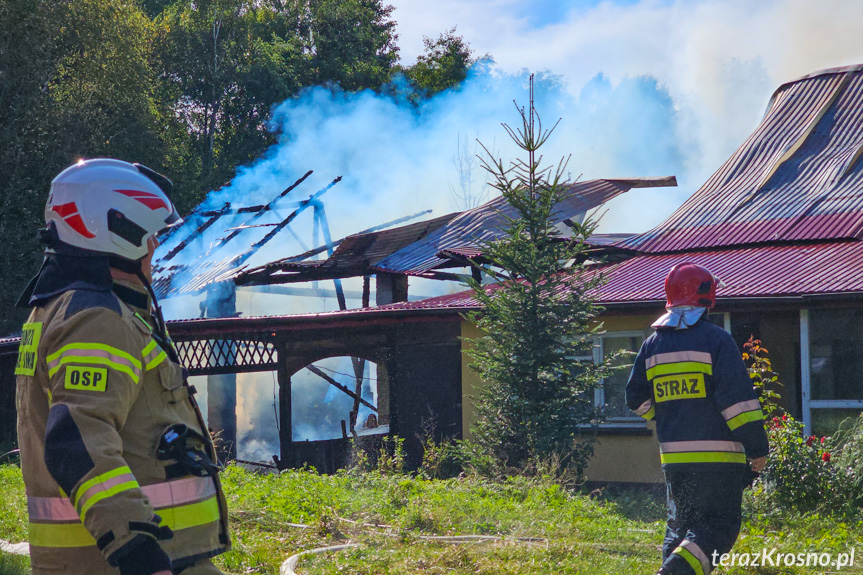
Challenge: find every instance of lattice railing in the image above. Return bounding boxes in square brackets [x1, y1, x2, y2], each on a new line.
[175, 337, 278, 375]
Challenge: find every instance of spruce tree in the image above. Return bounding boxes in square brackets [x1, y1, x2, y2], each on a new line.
[465, 80, 611, 474]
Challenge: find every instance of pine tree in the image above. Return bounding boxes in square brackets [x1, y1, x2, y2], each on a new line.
[465, 79, 611, 474]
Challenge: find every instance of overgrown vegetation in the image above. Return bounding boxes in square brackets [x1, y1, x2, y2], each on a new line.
[1, 463, 860, 574]
[463, 86, 611, 476]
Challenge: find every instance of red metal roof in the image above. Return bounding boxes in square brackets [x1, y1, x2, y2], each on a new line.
[621, 64, 863, 253]
[384, 240, 863, 309]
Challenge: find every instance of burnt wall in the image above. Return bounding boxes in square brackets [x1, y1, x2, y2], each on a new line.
[390, 321, 462, 468]
[0, 343, 18, 447]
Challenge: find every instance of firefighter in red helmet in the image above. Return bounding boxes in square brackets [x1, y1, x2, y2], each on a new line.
[626, 263, 768, 575]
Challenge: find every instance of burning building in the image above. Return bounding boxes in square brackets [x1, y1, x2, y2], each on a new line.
[4, 63, 863, 483]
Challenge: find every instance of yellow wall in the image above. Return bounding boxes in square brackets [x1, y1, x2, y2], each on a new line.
[460, 321, 485, 442]
[583, 431, 663, 484]
[459, 314, 665, 484]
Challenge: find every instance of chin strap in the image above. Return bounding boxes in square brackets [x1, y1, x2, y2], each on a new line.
[135, 268, 179, 364]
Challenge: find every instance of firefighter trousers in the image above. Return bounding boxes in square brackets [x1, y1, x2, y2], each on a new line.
[178, 558, 228, 574]
[660, 467, 747, 575]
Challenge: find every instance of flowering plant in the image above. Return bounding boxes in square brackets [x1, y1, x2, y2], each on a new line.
[756, 414, 841, 513]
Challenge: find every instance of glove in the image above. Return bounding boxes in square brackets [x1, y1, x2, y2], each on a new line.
[111, 535, 173, 575]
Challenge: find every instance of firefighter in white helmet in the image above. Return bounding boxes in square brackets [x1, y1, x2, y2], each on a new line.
[625, 263, 768, 575]
[15, 159, 230, 575]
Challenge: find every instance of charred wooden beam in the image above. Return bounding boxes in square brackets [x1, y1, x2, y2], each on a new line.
[306, 364, 377, 413]
[208, 170, 314, 255]
[162, 203, 231, 262]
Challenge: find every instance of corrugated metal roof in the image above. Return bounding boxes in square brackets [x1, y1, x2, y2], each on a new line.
[373, 176, 676, 275]
[237, 212, 459, 285]
[152, 172, 341, 298]
[621, 64, 863, 253]
[383, 240, 863, 309]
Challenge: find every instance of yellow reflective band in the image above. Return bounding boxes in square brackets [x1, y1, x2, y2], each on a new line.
[158, 496, 220, 531]
[134, 313, 152, 331]
[73, 467, 134, 510]
[145, 351, 168, 371]
[647, 361, 713, 380]
[673, 546, 705, 575]
[660, 452, 747, 465]
[47, 343, 141, 369]
[142, 340, 158, 356]
[29, 496, 221, 549]
[49, 355, 140, 384]
[646, 361, 713, 380]
[727, 409, 764, 431]
[641, 406, 655, 420]
[79, 480, 140, 522]
[29, 522, 95, 548]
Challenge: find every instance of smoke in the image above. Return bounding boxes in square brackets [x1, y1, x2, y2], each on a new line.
[234, 358, 381, 462]
[159, 0, 863, 460]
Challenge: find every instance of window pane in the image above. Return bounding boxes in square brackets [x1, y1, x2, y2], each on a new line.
[602, 335, 643, 418]
[811, 408, 863, 437]
[810, 309, 863, 400]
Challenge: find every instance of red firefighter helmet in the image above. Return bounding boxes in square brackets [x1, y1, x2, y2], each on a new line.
[664, 263, 719, 308]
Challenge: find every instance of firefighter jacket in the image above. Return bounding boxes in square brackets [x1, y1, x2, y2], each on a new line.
[16, 273, 230, 574]
[625, 318, 769, 469]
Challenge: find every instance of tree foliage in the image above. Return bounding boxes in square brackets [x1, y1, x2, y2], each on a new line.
[464, 93, 611, 474]
[0, 0, 162, 334]
[0, 0, 471, 335]
[404, 27, 472, 98]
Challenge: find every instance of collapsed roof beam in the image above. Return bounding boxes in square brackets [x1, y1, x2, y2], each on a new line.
[206, 170, 314, 256]
[305, 364, 377, 413]
[161, 203, 232, 262]
[281, 209, 435, 264]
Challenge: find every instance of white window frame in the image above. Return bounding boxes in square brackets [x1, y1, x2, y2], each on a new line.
[800, 308, 863, 436]
[593, 331, 647, 427]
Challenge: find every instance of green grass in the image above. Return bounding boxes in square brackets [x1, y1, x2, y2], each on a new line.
[1, 464, 862, 574]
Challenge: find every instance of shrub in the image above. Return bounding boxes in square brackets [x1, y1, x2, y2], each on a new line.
[754, 414, 842, 514]
[742, 337, 782, 419]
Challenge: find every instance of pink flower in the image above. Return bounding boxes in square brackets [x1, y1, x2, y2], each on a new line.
[821, 436, 826, 444]
[782, 414, 788, 421]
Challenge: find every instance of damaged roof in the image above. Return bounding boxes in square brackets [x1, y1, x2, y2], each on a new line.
[236, 212, 460, 285]
[620, 64, 863, 253]
[238, 176, 675, 284]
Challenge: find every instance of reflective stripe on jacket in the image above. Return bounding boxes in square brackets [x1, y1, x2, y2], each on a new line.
[16, 286, 229, 574]
[624, 319, 769, 468]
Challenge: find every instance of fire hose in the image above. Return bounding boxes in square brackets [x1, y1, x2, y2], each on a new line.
[0, 538, 29, 556]
[278, 519, 548, 575]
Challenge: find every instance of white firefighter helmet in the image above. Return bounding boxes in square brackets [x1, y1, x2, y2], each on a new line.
[46, 158, 181, 260]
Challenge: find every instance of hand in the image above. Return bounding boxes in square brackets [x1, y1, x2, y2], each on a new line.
[749, 456, 767, 472]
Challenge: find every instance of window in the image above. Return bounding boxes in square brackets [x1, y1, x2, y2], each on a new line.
[809, 309, 863, 401]
[579, 332, 646, 423]
[803, 308, 863, 436]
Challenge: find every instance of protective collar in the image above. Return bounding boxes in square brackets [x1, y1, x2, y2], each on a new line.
[651, 306, 707, 330]
[17, 253, 113, 308]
